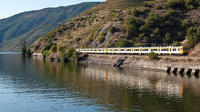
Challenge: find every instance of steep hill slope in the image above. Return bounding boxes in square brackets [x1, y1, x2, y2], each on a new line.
[0, 2, 100, 51]
[33, 0, 200, 57]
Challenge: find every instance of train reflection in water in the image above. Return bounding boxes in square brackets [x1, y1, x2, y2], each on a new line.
[79, 65, 200, 98]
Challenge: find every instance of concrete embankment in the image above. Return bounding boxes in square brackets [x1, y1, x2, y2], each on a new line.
[33, 52, 200, 74]
[79, 54, 200, 73]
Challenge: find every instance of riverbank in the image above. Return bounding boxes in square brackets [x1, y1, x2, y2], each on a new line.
[79, 54, 200, 72]
[32, 53, 200, 72]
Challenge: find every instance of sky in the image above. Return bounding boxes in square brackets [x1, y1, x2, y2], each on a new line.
[0, 0, 105, 19]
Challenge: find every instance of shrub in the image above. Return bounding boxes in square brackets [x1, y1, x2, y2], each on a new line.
[60, 48, 79, 63]
[187, 26, 200, 47]
[148, 52, 159, 60]
[98, 32, 107, 44]
[171, 41, 182, 46]
[185, 0, 198, 9]
[154, 28, 160, 34]
[132, 9, 141, 17]
[115, 39, 133, 47]
[166, 0, 185, 9]
[181, 19, 190, 29]
[21, 41, 27, 56]
[124, 18, 142, 39]
[50, 45, 57, 53]
[163, 33, 172, 44]
[42, 50, 49, 58]
[57, 45, 65, 52]
[109, 26, 118, 34]
[139, 25, 148, 32]
[145, 13, 162, 28]
[26, 48, 32, 56]
[139, 33, 145, 38]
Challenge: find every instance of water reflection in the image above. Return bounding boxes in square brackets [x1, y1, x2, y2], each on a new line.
[1, 55, 200, 112]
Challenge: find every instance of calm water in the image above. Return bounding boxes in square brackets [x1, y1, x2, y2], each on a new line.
[0, 54, 200, 112]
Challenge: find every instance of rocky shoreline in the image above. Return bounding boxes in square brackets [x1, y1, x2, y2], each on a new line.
[33, 53, 200, 73]
[79, 54, 200, 72]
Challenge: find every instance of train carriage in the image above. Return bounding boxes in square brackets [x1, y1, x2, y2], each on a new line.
[76, 46, 189, 55]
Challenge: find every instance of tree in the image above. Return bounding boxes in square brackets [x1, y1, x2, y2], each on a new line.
[21, 41, 27, 56]
[187, 27, 200, 47]
[124, 18, 141, 39]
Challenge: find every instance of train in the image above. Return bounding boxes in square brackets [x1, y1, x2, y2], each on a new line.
[76, 46, 189, 55]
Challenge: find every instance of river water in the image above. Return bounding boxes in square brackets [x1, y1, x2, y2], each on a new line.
[0, 54, 200, 112]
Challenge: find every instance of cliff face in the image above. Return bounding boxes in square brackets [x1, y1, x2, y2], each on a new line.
[33, 0, 200, 56]
[0, 2, 100, 51]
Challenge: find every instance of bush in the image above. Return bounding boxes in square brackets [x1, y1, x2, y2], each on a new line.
[171, 41, 182, 46]
[139, 25, 148, 32]
[60, 48, 78, 63]
[21, 41, 27, 56]
[26, 48, 32, 56]
[154, 28, 160, 34]
[109, 26, 118, 34]
[42, 50, 49, 58]
[21, 41, 32, 57]
[187, 26, 200, 47]
[163, 33, 172, 44]
[185, 0, 199, 9]
[115, 39, 133, 47]
[181, 19, 190, 29]
[132, 8, 150, 17]
[50, 45, 57, 52]
[166, 0, 185, 9]
[57, 45, 65, 52]
[124, 18, 142, 39]
[145, 13, 162, 28]
[148, 52, 159, 60]
[98, 32, 107, 44]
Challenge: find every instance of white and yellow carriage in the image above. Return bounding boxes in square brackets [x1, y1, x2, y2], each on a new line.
[76, 46, 189, 55]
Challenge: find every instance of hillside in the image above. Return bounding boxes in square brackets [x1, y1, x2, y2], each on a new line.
[0, 2, 100, 51]
[32, 0, 200, 58]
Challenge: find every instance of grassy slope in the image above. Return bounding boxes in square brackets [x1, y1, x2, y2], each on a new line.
[33, 0, 200, 55]
[0, 2, 100, 51]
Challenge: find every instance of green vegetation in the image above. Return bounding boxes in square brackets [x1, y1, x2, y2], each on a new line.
[21, 41, 32, 57]
[166, 0, 200, 9]
[171, 41, 182, 46]
[60, 48, 79, 63]
[124, 18, 142, 39]
[115, 39, 133, 47]
[109, 26, 118, 34]
[98, 32, 107, 44]
[186, 26, 200, 47]
[32, 0, 200, 56]
[148, 52, 159, 60]
[50, 45, 57, 53]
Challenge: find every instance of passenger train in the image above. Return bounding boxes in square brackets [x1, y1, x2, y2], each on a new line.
[76, 46, 189, 55]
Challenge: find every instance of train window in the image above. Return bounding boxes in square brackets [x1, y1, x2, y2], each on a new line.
[151, 49, 157, 51]
[114, 49, 118, 51]
[126, 49, 132, 51]
[98, 50, 101, 51]
[178, 49, 180, 51]
[120, 49, 125, 51]
[161, 49, 169, 51]
[109, 50, 113, 51]
[173, 49, 176, 51]
[134, 49, 139, 51]
[142, 49, 148, 51]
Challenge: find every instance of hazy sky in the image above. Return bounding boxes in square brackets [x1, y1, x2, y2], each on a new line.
[0, 0, 105, 19]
